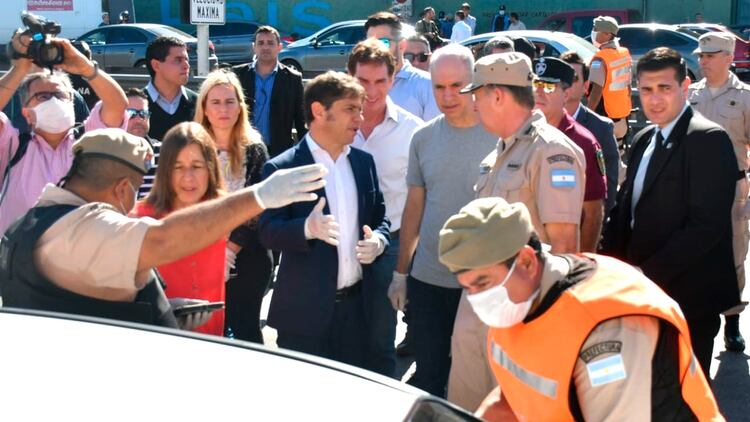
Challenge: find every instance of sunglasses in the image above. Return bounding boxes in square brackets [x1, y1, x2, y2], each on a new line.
[127, 108, 151, 119]
[533, 80, 559, 93]
[26, 90, 72, 105]
[404, 52, 431, 63]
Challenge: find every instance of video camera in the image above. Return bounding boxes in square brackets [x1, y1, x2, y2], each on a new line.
[11, 11, 63, 68]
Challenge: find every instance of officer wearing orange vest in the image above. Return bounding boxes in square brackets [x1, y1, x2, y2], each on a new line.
[438, 197, 723, 421]
[589, 16, 633, 143]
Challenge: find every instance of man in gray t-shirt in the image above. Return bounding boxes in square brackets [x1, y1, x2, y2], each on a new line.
[387, 44, 496, 398]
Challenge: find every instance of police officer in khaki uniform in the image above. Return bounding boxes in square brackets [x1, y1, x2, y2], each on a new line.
[0, 126, 327, 328]
[689, 31, 750, 352]
[438, 197, 721, 421]
[446, 52, 586, 411]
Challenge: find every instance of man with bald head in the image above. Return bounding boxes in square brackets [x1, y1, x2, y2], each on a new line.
[387, 43, 497, 397]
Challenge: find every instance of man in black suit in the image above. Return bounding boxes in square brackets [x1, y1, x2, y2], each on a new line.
[234, 26, 307, 158]
[601, 48, 741, 379]
[561, 51, 621, 215]
[258, 72, 390, 368]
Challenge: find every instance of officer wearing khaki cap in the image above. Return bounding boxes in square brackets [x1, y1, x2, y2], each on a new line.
[438, 197, 722, 421]
[0, 125, 328, 329]
[589, 16, 633, 141]
[689, 30, 750, 352]
[446, 52, 585, 411]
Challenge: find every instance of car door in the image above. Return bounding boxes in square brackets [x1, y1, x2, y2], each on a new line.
[78, 28, 108, 68]
[306, 25, 364, 73]
[105, 27, 148, 72]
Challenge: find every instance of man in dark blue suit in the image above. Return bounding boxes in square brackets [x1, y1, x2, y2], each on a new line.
[259, 72, 390, 368]
[561, 52, 622, 215]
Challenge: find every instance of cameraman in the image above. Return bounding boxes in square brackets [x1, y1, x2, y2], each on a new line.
[0, 31, 128, 235]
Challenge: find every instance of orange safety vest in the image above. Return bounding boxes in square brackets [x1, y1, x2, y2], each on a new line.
[592, 46, 633, 119]
[487, 254, 723, 421]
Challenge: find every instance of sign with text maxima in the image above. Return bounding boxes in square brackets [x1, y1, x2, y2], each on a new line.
[190, 0, 226, 25]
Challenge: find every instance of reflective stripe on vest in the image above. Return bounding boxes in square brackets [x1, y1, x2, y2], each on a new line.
[491, 341, 558, 398]
[593, 47, 633, 118]
[487, 254, 722, 421]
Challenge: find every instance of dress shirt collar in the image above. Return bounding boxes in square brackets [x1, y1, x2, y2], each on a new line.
[572, 103, 583, 120]
[252, 60, 280, 76]
[145, 81, 186, 103]
[657, 102, 690, 141]
[306, 133, 351, 161]
[396, 60, 415, 80]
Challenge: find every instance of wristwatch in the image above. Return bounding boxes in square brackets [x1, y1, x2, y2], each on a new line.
[82, 61, 99, 81]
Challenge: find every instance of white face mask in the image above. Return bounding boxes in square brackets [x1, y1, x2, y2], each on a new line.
[466, 260, 540, 328]
[590, 31, 602, 48]
[31, 96, 75, 134]
[117, 180, 138, 215]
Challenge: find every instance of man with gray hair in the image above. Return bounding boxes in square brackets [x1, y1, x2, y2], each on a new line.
[0, 31, 128, 235]
[387, 43, 497, 397]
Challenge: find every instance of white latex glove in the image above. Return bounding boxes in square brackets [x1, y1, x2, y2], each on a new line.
[388, 271, 408, 312]
[356, 225, 384, 264]
[169, 298, 214, 331]
[224, 247, 237, 282]
[304, 197, 340, 246]
[254, 163, 328, 209]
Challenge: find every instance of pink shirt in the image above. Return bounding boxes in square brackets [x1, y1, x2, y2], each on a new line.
[0, 102, 128, 234]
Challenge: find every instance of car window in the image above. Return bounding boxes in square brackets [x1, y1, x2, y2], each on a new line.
[230, 23, 259, 36]
[572, 17, 594, 38]
[542, 18, 566, 32]
[536, 42, 561, 58]
[617, 28, 650, 49]
[653, 30, 690, 47]
[107, 27, 146, 44]
[317, 26, 362, 46]
[81, 30, 107, 46]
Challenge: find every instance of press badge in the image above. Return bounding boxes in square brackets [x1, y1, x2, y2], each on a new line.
[587, 354, 627, 387]
[550, 169, 576, 187]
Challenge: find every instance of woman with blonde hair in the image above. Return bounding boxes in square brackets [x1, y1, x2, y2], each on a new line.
[131, 122, 227, 336]
[195, 69, 271, 343]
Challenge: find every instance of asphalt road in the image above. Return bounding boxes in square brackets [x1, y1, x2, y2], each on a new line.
[260, 262, 750, 420]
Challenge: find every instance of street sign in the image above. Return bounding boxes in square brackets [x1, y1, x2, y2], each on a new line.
[190, 0, 225, 25]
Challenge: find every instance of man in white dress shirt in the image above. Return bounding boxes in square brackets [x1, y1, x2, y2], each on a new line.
[348, 39, 424, 377]
[450, 11, 473, 44]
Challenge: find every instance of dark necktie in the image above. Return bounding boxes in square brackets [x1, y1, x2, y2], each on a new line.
[645, 131, 666, 184]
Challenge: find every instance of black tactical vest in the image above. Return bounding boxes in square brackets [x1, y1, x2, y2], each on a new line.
[0, 204, 177, 328]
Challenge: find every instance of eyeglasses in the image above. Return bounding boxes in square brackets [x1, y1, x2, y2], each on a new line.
[26, 90, 72, 105]
[404, 52, 431, 63]
[126, 108, 151, 119]
[378, 37, 398, 48]
[533, 80, 559, 94]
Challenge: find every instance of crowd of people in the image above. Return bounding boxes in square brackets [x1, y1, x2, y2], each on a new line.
[0, 8, 746, 420]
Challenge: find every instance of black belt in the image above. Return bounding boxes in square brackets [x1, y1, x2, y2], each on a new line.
[739, 170, 747, 180]
[335, 280, 362, 302]
[391, 229, 399, 240]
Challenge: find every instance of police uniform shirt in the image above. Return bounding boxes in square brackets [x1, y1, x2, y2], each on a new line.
[32, 184, 157, 302]
[475, 110, 586, 244]
[536, 255, 659, 421]
[689, 72, 750, 170]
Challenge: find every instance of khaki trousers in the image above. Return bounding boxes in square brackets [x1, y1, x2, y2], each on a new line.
[726, 176, 749, 315]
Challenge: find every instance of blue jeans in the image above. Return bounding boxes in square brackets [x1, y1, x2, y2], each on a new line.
[407, 275, 462, 398]
[362, 236, 399, 377]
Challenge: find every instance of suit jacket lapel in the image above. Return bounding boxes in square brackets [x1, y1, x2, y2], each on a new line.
[348, 151, 367, 232]
[296, 139, 330, 213]
[641, 107, 693, 195]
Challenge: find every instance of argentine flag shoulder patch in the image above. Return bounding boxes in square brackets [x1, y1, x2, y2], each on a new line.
[550, 168, 576, 187]
[587, 354, 627, 387]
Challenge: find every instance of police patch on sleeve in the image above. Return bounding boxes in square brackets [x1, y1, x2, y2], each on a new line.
[550, 168, 576, 187]
[587, 354, 627, 387]
[579, 341, 622, 363]
[546, 154, 575, 165]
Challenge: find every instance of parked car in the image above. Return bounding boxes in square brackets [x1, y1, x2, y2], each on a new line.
[587, 24, 703, 82]
[74, 24, 218, 75]
[189, 22, 294, 65]
[279, 20, 416, 76]
[536, 9, 642, 38]
[0, 308, 480, 421]
[460, 30, 598, 62]
[676, 23, 750, 79]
